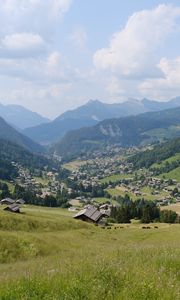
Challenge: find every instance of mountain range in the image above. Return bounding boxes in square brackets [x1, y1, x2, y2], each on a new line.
[1, 97, 180, 159]
[0, 103, 50, 130]
[23, 97, 180, 145]
[53, 106, 180, 160]
[0, 116, 44, 153]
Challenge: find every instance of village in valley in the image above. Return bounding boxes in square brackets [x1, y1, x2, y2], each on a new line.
[1, 144, 179, 224]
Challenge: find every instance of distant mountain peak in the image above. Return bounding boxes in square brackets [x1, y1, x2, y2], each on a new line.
[126, 98, 140, 103]
[86, 99, 103, 105]
[0, 102, 50, 129]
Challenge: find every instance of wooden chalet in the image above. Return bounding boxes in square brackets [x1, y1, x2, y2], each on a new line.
[4, 203, 21, 213]
[0, 198, 15, 205]
[16, 199, 25, 205]
[74, 205, 105, 224]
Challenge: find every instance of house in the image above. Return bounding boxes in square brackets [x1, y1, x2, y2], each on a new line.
[4, 203, 21, 213]
[99, 204, 111, 217]
[0, 198, 15, 205]
[16, 199, 25, 205]
[74, 205, 105, 224]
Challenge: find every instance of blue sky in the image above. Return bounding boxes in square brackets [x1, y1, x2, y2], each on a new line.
[0, 0, 180, 118]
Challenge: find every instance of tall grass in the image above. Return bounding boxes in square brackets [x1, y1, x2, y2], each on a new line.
[0, 206, 180, 299]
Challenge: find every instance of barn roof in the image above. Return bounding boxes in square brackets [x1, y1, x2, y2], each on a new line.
[4, 203, 21, 213]
[0, 198, 15, 204]
[74, 205, 103, 222]
[16, 199, 25, 205]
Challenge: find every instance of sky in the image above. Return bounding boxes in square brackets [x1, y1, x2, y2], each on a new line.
[0, 0, 180, 118]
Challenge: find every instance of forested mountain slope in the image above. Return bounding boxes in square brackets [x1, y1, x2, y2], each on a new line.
[0, 139, 52, 180]
[53, 107, 180, 160]
[128, 137, 180, 169]
[0, 116, 44, 153]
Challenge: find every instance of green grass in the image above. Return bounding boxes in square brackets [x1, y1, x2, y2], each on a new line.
[140, 186, 168, 201]
[107, 188, 141, 201]
[107, 186, 170, 201]
[93, 197, 118, 205]
[151, 153, 180, 169]
[0, 205, 180, 299]
[100, 173, 133, 184]
[162, 203, 180, 215]
[158, 167, 180, 182]
[63, 160, 87, 171]
[0, 180, 15, 193]
[93, 197, 111, 204]
[34, 177, 50, 185]
[69, 199, 82, 207]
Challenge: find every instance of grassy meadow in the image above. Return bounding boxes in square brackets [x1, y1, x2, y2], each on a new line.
[100, 174, 133, 184]
[158, 167, 180, 182]
[0, 205, 180, 299]
[63, 160, 87, 171]
[151, 153, 180, 169]
[162, 203, 180, 215]
[107, 186, 169, 202]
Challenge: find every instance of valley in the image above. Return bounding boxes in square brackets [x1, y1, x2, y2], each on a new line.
[0, 101, 180, 299]
[1, 1, 180, 298]
[1, 137, 179, 214]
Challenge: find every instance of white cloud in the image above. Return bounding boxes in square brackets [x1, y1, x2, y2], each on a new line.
[0, 50, 69, 82]
[46, 51, 63, 76]
[139, 56, 180, 100]
[93, 4, 180, 78]
[0, 75, 73, 118]
[0, 57, 44, 80]
[0, 0, 73, 40]
[70, 26, 87, 49]
[1, 0, 72, 18]
[1, 32, 44, 52]
[106, 76, 125, 96]
[51, 0, 72, 18]
[1, 0, 42, 12]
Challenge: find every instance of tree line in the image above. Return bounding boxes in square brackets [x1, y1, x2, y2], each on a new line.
[110, 196, 179, 224]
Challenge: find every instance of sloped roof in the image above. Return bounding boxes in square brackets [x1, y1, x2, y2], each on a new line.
[16, 199, 25, 205]
[1, 198, 15, 204]
[4, 203, 20, 212]
[74, 205, 103, 222]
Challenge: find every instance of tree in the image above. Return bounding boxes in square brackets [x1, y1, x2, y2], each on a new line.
[112, 206, 131, 223]
[160, 210, 178, 223]
[141, 206, 151, 223]
[44, 195, 57, 207]
[0, 182, 11, 199]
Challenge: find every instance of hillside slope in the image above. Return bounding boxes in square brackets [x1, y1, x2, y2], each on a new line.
[128, 137, 180, 169]
[0, 206, 180, 300]
[0, 116, 44, 153]
[24, 97, 180, 145]
[53, 107, 180, 160]
[0, 139, 52, 180]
